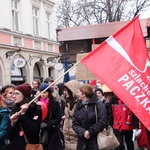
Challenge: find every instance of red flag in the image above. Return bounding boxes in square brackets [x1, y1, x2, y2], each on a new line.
[81, 16, 150, 130]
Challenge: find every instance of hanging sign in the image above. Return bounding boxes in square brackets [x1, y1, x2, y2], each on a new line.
[14, 58, 26, 68]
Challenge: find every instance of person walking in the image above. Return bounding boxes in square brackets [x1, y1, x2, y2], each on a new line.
[72, 84, 108, 150]
[110, 94, 139, 150]
[5, 83, 42, 150]
[62, 80, 80, 150]
[0, 94, 10, 150]
[1, 84, 15, 110]
[39, 83, 63, 150]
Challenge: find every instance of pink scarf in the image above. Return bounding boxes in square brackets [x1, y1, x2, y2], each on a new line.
[39, 97, 49, 106]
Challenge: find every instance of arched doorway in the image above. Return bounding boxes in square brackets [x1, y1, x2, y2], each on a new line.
[33, 63, 44, 83]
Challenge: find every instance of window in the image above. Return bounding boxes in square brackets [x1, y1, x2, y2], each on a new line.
[46, 12, 51, 39]
[33, 7, 39, 36]
[11, 0, 20, 31]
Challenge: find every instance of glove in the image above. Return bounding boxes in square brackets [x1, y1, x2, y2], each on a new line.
[41, 122, 48, 129]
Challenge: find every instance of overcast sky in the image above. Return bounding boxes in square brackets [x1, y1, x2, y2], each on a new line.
[139, 8, 150, 19]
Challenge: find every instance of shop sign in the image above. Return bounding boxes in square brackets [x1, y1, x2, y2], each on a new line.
[54, 63, 63, 71]
[14, 58, 26, 68]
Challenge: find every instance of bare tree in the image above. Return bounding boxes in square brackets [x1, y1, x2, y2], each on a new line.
[56, 0, 150, 27]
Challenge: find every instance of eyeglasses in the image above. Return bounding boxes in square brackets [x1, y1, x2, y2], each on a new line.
[13, 92, 21, 96]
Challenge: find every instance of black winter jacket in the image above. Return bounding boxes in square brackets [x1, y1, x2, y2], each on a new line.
[72, 97, 107, 150]
[6, 103, 42, 150]
[44, 101, 63, 150]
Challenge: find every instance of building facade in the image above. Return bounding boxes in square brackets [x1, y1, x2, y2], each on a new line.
[0, 0, 63, 86]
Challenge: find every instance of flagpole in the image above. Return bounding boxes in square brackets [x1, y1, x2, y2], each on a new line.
[28, 60, 81, 105]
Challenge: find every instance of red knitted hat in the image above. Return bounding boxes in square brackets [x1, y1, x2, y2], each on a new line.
[15, 84, 31, 98]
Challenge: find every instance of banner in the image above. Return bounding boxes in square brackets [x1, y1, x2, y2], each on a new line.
[76, 53, 97, 80]
[81, 16, 150, 130]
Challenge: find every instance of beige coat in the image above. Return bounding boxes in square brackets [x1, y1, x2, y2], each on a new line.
[63, 102, 78, 150]
[63, 80, 80, 150]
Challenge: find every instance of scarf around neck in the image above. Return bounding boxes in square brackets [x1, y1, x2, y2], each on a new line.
[39, 97, 49, 106]
[3, 96, 15, 109]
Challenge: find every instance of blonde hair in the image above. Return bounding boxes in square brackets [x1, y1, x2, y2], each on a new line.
[0, 94, 6, 108]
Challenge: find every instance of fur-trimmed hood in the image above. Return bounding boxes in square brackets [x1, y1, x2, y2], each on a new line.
[64, 80, 80, 95]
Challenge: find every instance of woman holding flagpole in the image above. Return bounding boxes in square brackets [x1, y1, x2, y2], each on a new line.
[6, 84, 42, 150]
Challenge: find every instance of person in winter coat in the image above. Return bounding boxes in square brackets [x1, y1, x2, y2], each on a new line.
[0, 94, 10, 150]
[110, 94, 139, 150]
[72, 84, 108, 150]
[38, 83, 63, 150]
[62, 80, 80, 150]
[1, 84, 15, 110]
[94, 88, 113, 126]
[6, 84, 42, 150]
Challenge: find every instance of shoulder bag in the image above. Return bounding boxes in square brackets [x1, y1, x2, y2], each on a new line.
[19, 123, 44, 150]
[95, 105, 119, 150]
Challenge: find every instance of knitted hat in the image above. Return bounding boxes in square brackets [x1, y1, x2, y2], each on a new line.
[94, 88, 104, 96]
[39, 83, 51, 93]
[79, 84, 93, 98]
[64, 80, 80, 95]
[15, 84, 31, 98]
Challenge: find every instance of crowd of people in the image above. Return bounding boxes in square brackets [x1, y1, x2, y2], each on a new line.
[0, 78, 150, 150]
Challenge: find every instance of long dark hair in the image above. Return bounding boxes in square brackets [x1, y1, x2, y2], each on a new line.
[63, 86, 77, 111]
[47, 91, 55, 111]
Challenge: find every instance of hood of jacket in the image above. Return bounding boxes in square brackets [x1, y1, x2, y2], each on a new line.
[64, 80, 80, 95]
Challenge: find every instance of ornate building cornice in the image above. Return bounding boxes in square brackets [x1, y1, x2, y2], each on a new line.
[31, 0, 41, 8]
[42, 0, 54, 13]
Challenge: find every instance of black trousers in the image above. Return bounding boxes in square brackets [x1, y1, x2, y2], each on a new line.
[113, 129, 134, 150]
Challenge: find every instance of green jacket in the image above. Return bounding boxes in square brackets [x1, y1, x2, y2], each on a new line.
[0, 108, 10, 150]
